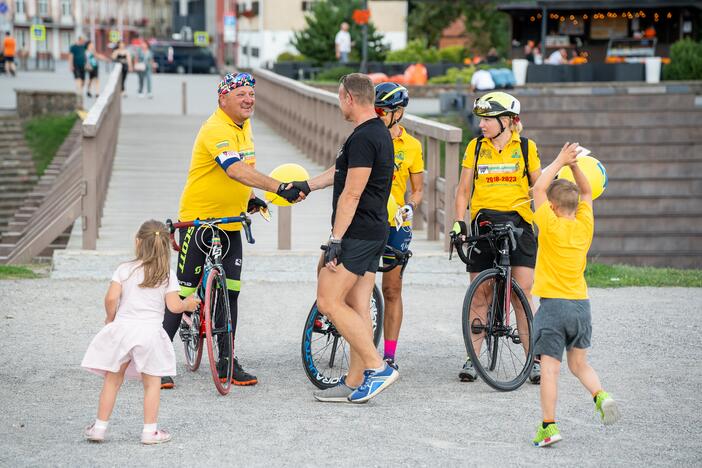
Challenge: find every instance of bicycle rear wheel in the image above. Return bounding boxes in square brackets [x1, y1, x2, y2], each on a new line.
[462, 268, 533, 391]
[179, 309, 203, 371]
[301, 285, 384, 389]
[203, 268, 235, 395]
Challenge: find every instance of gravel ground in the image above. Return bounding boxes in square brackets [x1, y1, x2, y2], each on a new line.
[1, 279, 700, 467]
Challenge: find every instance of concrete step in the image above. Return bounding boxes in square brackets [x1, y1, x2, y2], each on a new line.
[594, 196, 700, 215]
[516, 93, 698, 111]
[521, 110, 702, 128]
[591, 232, 702, 253]
[605, 177, 702, 197]
[595, 213, 702, 232]
[523, 126, 700, 145]
[602, 160, 702, 178]
[588, 251, 702, 269]
[527, 143, 702, 162]
[0, 183, 38, 193]
[0, 174, 38, 184]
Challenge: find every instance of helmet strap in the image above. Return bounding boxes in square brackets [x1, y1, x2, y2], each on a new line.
[387, 110, 401, 129]
[494, 116, 506, 137]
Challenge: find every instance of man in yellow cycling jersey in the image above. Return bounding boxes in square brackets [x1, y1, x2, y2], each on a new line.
[373, 82, 424, 369]
[160, 72, 308, 389]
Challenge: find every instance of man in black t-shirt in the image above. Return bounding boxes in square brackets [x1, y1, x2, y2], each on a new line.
[290, 73, 399, 404]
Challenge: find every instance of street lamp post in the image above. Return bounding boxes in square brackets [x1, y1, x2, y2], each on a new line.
[360, 0, 368, 73]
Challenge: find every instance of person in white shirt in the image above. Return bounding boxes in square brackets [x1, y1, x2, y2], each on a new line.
[546, 48, 568, 65]
[335, 22, 352, 63]
[471, 69, 496, 92]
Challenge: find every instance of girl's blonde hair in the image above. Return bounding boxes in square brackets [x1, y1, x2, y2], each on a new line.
[134, 219, 171, 288]
[509, 115, 523, 134]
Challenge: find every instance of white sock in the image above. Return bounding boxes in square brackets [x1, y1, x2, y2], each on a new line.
[94, 419, 109, 430]
[373, 364, 386, 372]
[143, 423, 157, 433]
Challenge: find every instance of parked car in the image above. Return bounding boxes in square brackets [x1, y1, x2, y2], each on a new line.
[151, 41, 217, 74]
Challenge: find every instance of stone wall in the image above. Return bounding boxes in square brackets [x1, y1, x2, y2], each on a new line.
[15, 90, 78, 119]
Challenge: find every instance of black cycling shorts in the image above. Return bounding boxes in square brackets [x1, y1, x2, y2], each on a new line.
[73, 65, 86, 80]
[467, 215, 537, 272]
[339, 236, 387, 276]
[176, 225, 242, 295]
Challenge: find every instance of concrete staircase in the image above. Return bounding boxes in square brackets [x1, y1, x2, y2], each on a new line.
[0, 115, 38, 235]
[516, 87, 702, 268]
[0, 115, 79, 261]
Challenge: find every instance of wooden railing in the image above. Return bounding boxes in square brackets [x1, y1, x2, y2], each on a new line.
[252, 68, 462, 250]
[81, 64, 123, 249]
[0, 65, 122, 263]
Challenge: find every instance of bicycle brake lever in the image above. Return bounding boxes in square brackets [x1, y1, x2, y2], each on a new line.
[508, 229, 517, 251]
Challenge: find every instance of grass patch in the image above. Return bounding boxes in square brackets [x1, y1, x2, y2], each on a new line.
[23, 113, 77, 176]
[585, 263, 702, 288]
[0, 265, 40, 279]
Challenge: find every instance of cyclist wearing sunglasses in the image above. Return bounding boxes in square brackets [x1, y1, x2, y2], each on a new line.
[160, 72, 307, 389]
[452, 91, 542, 384]
[373, 82, 424, 369]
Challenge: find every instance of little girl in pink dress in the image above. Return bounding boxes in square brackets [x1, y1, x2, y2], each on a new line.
[81, 220, 199, 444]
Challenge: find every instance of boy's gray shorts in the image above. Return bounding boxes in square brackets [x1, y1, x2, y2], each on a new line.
[533, 298, 592, 362]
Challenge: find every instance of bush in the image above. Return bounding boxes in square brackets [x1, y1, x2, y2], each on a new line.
[386, 39, 440, 64]
[663, 39, 702, 80]
[428, 66, 476, 85]
[314, 65, 356, 82]
[276, 51, 307, 62]
[438, 45, 466, 64]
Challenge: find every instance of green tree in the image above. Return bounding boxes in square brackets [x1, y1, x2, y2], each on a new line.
[291, 0, 388, 65]
[408, 0, 514, 55]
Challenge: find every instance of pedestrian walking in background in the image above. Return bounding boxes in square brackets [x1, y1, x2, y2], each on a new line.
[85, 40, 108, 99]
[69, 36, 87, 94]
[3, 31, 17, 77]
[135, 41, 154, 98]
[111, 41, 132, 97]
[335, 22, 352, 64]
[81, 220, 200, 444]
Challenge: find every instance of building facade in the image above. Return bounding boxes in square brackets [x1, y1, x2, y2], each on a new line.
[236, 0, 408, 69]
[2, 0, 172, 59]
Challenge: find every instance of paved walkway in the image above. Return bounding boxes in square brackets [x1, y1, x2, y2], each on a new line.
[2, 278, 701, 466]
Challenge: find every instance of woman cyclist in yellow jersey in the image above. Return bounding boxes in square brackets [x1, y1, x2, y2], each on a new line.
[374, 82, 424, 369]
[452, 91, 542, 383]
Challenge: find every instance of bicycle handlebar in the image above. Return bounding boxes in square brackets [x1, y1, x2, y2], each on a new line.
[449, 221, 523, 266]
[166, 213, 255, 252]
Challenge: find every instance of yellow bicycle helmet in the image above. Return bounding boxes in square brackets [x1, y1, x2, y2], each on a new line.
[473, 91, 521, 118]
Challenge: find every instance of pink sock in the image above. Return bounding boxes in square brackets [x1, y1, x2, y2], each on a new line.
[383, 340, 397, 359]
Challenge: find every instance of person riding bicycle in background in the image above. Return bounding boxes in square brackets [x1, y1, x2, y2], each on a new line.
[373, 82, 424, 369]
[160, 72, 305, 389]
[452, 91, 542, 384]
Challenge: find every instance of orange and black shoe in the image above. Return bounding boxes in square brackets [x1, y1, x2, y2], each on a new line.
[219, 358, 258, 386]
[160, 376, 175, 390]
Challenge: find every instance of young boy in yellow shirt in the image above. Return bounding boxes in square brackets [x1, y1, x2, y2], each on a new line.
[530, 142, 621, 447]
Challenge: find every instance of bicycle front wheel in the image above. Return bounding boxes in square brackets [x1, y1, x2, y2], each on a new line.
[462, 269, 534, 391]
[301, 285, 384, 389]
[179, 309, 203, 371]
[204, 268, 235, 396]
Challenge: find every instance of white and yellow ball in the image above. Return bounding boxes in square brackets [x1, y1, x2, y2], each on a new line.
[557, 155, 608, 200]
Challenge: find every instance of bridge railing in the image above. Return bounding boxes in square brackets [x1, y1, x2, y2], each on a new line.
[252, 68, 462, 250]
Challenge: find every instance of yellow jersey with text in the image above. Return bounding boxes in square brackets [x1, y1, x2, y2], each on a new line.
[461, 131, 540, 223]
[178, 108, 256, 231]
[532, 202, 594, 299]
[389, 126, 424, 226]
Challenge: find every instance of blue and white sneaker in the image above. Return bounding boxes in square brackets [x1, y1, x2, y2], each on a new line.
[347, 363, 399, 403]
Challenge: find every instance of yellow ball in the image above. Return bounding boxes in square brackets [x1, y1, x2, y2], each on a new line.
[264, 163, 311, 207]
[557, 155, 608, 200]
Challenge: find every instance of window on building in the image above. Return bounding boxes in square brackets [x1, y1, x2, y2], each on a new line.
[60, 31, 73, 53]
[38, 0, 49, 16]
[251, 47, 260, 58]
[16, 0, 26, 15]
[16, 29, 28, 50]
[302, 1, 318, 11]
[61, 0, 72, 16]
[242, 45, 248, 54]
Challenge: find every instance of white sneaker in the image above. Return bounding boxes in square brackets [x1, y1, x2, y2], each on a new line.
[138, 93, 145, 98]
[141, 429, 172, 445]
[84, 423, 106, 442]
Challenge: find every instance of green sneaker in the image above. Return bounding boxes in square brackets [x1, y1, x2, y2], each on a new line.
[594, 391, 621, 425]
[533, 423, 562, 447]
